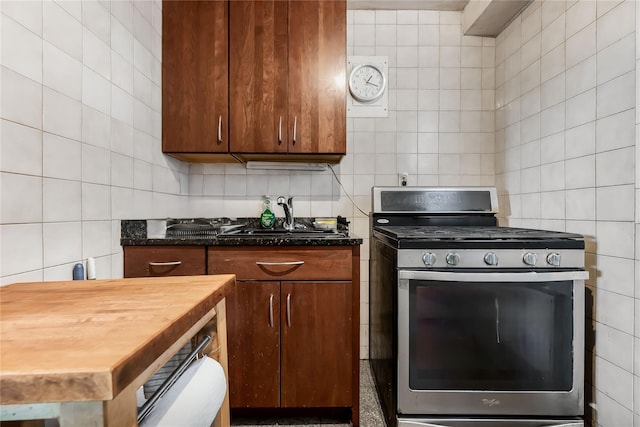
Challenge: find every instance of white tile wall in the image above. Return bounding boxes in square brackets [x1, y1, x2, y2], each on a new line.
[2, 4, 640, 412]
[635, 0, 640, 425]
[0, 0, 186, 285]
[497, 1, 639, 425]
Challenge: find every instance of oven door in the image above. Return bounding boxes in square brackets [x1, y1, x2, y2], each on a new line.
[397, 269, 587, 417]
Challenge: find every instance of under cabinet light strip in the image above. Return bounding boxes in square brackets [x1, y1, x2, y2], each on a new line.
[244, 161, 328, 171]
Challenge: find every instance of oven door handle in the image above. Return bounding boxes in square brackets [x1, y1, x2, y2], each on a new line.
[398, 270, 589, 283]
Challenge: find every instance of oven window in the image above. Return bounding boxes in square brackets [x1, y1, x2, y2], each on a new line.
[408, 280, 573, 391]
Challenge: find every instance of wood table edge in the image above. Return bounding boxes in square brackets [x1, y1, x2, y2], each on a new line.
[0, 275, 236, 407]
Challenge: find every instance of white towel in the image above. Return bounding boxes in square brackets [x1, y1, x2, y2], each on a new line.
[139, 357, 226, 427]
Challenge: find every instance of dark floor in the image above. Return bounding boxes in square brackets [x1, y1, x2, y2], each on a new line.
[231, 360, 386, 427]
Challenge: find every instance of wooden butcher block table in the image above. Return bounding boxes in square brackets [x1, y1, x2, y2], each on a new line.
[0, 275, 235, 427]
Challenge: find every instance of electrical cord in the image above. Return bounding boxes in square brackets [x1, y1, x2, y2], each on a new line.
[327, 164, 369, 217]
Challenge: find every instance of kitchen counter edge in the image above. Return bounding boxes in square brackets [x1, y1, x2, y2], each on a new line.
[121, 236, 363, 247]
[120, 219, 363, 247]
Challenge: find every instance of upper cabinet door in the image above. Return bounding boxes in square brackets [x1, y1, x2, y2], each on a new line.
[288, 0, 346, 154]
[229, 1, 288, 154]
[162, 1, 229, 154]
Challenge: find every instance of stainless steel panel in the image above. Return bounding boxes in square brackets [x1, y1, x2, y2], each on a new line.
[397, 269, 585, 416]
[398, 269, 589, 282]
[397, 249, 586, 269]
[397, 417, 584, 427]
[372, 187, 499, 214]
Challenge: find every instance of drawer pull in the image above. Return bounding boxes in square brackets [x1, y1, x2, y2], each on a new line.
[217, 115, 222, 144]
[255, 261, 304, 266]
[148, 261, 182, 266]
[269, 294, 274, 328]
[286, 293, 291, 327]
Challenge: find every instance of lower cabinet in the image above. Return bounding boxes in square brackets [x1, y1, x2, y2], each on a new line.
[226, 280, 352, 408]
[122, 244, 360, 425]
[225, 280, 281, 408]
[208, 246, 359, 425]
[280, 280, 353, 407]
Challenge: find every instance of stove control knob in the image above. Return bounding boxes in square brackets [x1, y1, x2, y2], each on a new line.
[484, 252, 499, 266]
[546, 252, 561, 267]
[422, 252, 437, 267]
[446, 252, 460, 266]
[523, 252, 537, 266]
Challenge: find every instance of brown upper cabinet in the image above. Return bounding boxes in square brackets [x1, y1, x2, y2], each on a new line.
[162, 0, 347, 163]
[229, 1, 288, 156]
[162, 1, 232, 163]
[230, 0, 347, 161]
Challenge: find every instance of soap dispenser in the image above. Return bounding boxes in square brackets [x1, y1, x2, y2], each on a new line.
[260, 197, 275, 229]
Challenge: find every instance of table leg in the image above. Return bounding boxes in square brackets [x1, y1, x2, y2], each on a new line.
[58, 384, 136, 427]
[212, 299, 230, 427]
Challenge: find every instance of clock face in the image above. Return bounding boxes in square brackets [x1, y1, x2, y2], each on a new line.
[349, 64, 386, 103]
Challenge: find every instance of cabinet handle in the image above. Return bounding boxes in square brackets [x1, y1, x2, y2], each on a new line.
[269, 294, 274, 328]
[292, 116, 297, 145]
[255, 261, 304, 266]
[148, 261, 182, 266]
[278, 116, 282, 145]
[217, 115, 222, 144]
[286, 293, 291, 327]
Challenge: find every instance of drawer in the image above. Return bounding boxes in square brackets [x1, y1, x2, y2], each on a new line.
[124, 246, 206, 277]
[208, 246, 352, 281]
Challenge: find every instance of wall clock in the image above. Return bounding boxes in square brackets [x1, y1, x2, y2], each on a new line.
[349, 64, 386, 102]
[347, 56, 388, 118]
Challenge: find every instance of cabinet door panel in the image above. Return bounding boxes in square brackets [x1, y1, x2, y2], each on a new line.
[281, 281, 353, 407]
[163, 1, 228, 153]
[227, 281, 281, 408]
[288, 0, 346, 154]
[230, 0, 288, 153]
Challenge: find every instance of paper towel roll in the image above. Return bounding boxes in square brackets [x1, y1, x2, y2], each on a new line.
[139, 356, 226, 427]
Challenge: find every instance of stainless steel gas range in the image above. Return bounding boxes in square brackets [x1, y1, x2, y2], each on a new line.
[369, 187, 588, 427]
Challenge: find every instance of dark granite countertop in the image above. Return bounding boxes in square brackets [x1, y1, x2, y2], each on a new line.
[120, 218, 363, 247]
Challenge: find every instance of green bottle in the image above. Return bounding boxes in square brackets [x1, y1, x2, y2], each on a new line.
[260, 198, 275, 228]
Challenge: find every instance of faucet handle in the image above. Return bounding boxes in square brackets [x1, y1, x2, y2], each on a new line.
[277, 196, 293, 206]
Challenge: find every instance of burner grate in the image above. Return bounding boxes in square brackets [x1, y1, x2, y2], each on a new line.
[165, 222, 218, 238]
[374, 225, 584, 241]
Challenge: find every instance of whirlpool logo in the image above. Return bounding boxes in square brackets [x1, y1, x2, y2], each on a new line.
[482, 398, 501, 407]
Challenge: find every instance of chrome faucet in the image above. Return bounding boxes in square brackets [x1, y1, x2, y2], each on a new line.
[277, 196, 294, 231]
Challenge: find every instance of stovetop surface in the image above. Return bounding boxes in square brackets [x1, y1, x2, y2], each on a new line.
[374, 225, 584, 241]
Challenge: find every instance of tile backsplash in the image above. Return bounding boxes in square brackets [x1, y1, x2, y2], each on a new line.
[1, 1, 639, 425]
